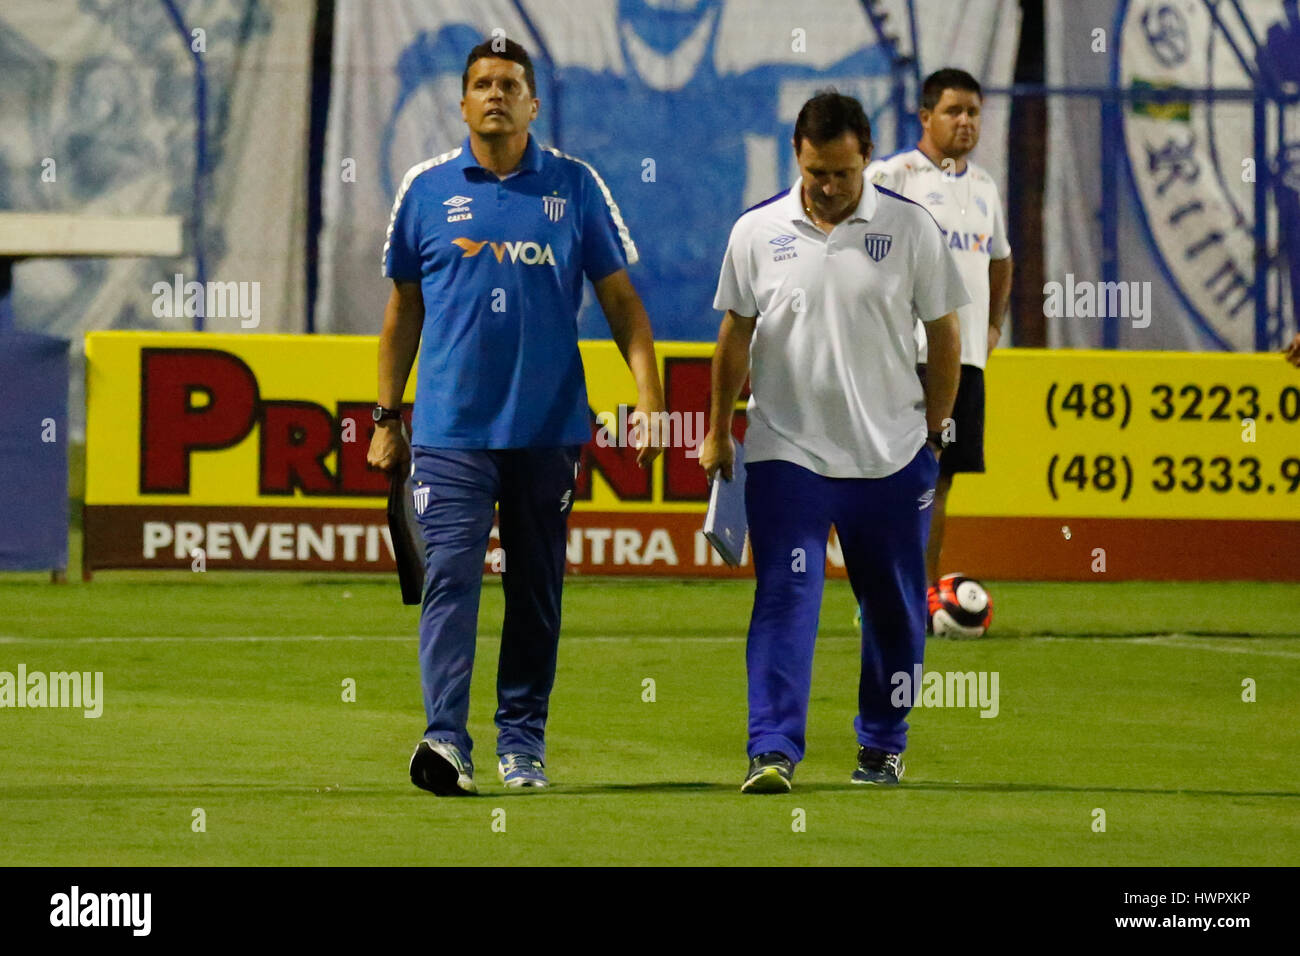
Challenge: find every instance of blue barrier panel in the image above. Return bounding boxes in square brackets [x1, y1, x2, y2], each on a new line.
[0, 332, 69, 571]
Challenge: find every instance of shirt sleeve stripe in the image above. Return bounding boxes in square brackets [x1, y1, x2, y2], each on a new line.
[381, 147, 462, 278]
[542, 146, 639, 266]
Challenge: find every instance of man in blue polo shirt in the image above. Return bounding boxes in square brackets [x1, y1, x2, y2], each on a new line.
[367, 38, 665, 795]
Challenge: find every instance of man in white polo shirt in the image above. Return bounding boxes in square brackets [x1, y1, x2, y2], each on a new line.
[699, 90, 968, 792]
[867, 69, 1014, 612]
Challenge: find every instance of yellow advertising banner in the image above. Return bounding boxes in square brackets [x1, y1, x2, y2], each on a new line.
[966, 351, 1300, 519]
[83, 332, 1300, 579]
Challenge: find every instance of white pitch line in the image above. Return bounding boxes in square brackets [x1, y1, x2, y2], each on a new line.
[3, 634, 1294, 652]
[1126, 636, 1300, 659]
[0, 634, 759, 645]
[0, 635, 417, 644]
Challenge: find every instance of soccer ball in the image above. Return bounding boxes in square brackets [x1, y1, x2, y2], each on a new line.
[929, 573, 993, 638]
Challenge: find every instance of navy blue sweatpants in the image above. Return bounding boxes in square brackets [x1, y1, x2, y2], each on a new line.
[410, 446, 580, 763]
[743, 447, 939, 761]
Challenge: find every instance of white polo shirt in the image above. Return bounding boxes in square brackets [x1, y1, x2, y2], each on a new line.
[866, 148, 1012, 369]
[713, 177, 969, 479]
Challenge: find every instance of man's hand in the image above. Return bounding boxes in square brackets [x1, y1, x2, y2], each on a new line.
[1285, 332, 1300, 368]
[698, 428, 734, 482]
[371, 281, 422, 473]
[987, 324, 1002, 354]
[630, 391, 667, 469]
[594, 269, 667, 469]
[988, 255, 1012, 353]
[366, 419, 409, 473]
[701, 309, 756, 484]
[921, 311, 961, 430]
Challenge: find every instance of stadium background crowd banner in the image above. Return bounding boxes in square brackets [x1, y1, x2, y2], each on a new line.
[1047, 0, 1299, 353]
[0, 1, 312, 437]
[318, 0, 1019, 342]
[83, 332, 1300, 581]
[0, 332, 68, 572]
[7, 0, 1295, 451]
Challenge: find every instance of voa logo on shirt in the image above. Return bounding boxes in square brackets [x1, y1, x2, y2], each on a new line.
[451, 237, 557, 265]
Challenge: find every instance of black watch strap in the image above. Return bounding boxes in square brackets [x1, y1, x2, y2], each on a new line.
[926, 430, 947, 450]
[373, 404, 402, 422]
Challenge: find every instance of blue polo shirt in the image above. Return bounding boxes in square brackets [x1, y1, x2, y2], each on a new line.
[382, 134, 637, 448]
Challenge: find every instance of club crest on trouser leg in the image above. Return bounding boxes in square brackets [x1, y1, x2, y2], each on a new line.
[863, 233, 892, 261]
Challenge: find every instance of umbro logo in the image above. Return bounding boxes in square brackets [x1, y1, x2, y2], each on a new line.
[559, 489, 572, 512]
[444, 195, 473, 222]
[769, 233, 797, 262]
[917, 489, 934, 510]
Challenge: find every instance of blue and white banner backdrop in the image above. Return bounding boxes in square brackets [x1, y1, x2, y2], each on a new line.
[319, 0, 1018, 341]
[1047, 0, 1298, 351]
[0, 0, 313, 438]
[0, 333, 69, 572]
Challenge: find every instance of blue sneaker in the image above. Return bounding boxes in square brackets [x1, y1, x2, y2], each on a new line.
[851, 746, 904, 786]
[498, 753, 549, 789]
[410, 739, 477, 796]
[741, 752, 795, 793]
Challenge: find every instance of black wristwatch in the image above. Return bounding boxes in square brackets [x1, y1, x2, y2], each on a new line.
[926, 430, 948, 452]
[372, 404, 402, 423]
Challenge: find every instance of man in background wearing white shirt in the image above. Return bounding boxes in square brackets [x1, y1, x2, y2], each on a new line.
[700, 91, 967, 792]
[868, 69, 1014, 620]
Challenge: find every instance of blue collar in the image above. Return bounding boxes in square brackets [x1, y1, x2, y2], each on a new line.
[458, 134, 544, 178]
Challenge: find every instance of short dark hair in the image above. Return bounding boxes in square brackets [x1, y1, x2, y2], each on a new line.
[920, 68, 982, 112]
[462, 37, 536, 97]
[792, 89, 873, 156]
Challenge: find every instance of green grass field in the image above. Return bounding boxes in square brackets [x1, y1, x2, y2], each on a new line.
[2, 537, 1298, 866]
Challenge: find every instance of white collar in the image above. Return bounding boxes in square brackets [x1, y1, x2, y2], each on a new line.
[784, 174, 878, 226]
